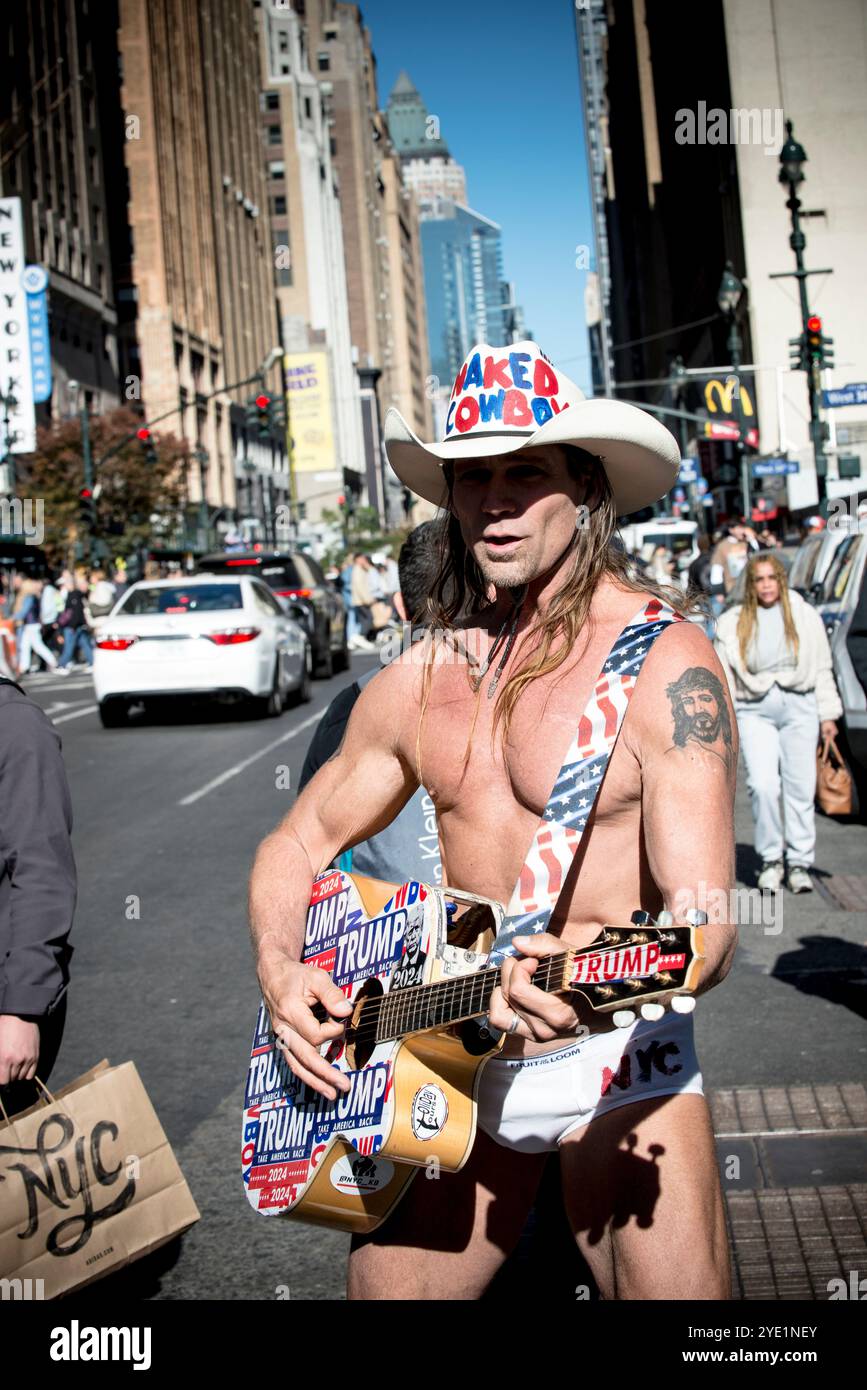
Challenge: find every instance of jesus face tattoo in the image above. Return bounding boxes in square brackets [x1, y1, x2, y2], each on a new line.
[665, 666, 734, 772]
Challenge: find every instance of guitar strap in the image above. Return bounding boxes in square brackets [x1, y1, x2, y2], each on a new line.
[487, 596, 684, 965]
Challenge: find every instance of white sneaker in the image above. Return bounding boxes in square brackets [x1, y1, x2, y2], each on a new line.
[757, 860, 784, 891]
[787, 866, 813, 894]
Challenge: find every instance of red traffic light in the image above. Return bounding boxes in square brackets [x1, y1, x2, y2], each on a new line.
[337, 494, 346, 506]
[807, 315, 822, 334]
[79, 487, 93, 499]
[137, 427, 151, 442]
[255, 394, 270, 410]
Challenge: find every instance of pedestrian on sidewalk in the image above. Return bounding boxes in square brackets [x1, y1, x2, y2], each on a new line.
[349, 553, 375, 650]
[16, 579, 58, 674]
[0, 675, 76, 1118]
[56, 574, 95, 673]
[340, 552, 359, 645]
[714, 552, 842, 894]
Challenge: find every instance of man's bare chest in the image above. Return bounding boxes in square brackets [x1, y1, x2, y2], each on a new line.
[418, 623, 642, 823]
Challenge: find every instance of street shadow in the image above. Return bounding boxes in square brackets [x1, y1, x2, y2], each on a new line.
[483, 1154, 599, 1301]
[124, 697, 271, 728]
[735, 841, 764, 888]
[60, 1234, 184, 1304]
[772, 934, 867, 1022]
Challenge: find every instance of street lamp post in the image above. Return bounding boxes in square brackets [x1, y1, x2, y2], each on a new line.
[776, 121, 829, 507]
[717, 264, 751, 522]
[69, 380, 94, 565]
[0, 389, 18, 495]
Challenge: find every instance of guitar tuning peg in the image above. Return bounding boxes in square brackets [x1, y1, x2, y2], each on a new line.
[630, 910, 653, 925]
[685, 909, 708, 927]
[640, 1003, 665, 1022]
[612, 1009, 637, 1028]
[655, 910, 674, 926]
[670, 994, 696, 1014]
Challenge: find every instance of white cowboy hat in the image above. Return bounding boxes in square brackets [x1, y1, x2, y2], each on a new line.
[384, 340, 680, 516]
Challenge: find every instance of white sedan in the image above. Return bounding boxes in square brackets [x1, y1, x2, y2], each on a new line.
[93, 575, 312, 727]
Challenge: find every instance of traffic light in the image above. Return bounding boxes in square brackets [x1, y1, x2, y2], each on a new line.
[806, 315, 834, 369]
[789, 332, 809, 372]
[78, 486, 97, 531]
[255, 393, 270, 439]
[269, 397, 286, 432]
[137, 426, 157, 463]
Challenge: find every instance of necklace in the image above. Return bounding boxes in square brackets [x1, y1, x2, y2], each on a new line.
[468, 586, 528, 699]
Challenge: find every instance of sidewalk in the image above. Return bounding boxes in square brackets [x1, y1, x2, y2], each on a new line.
[709, 756, 867, 1301]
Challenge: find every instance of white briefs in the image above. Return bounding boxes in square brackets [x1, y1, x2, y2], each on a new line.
[475, 1012, 703, 1154]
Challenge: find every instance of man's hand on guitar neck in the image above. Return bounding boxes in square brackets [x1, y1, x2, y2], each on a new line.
[258, 952, 352, 1101]
[490, 933, 589, 1042]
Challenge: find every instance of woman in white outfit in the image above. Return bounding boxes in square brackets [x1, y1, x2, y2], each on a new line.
[714, 553, 842, 893]
[15, 579, 58, 674]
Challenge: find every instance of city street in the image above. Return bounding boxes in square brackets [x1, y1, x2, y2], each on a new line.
[21, 653, 867, 1303]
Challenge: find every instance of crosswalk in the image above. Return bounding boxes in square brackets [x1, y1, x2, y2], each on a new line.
[16, 668, 98, 724]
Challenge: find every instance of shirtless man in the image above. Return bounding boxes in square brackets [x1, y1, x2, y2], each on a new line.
[249, 341, 738, 1301]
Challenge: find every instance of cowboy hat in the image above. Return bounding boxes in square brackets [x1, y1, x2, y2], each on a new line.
[384, 340, 680, 516]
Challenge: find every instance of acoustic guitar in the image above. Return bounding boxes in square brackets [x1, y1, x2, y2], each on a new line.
[242, 870, 704, 1233]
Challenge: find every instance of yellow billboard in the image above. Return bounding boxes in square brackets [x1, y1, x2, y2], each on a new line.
[284, 351, 335, 472]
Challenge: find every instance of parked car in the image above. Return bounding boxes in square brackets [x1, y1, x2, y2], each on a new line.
[197, 549, 348, 678]
[789, 521, 857, 602]
[93, 576, 311, 727]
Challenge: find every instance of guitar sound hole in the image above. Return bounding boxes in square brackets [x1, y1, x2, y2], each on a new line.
[346, 977, 383, 1071]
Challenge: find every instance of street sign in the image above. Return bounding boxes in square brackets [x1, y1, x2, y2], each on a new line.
[0, 197, 36, 454]
[752, 458, 800, 477]
[677, 457, 701, 484]
[823, 383, 867, 409]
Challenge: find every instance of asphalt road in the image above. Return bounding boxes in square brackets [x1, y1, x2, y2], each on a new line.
[20, 657, 867, 1302]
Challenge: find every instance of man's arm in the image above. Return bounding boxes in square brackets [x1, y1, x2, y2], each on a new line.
[622, 620, 738, 993]
[0, 699, 76, 1017]
[248, 660, 419, 1098]
[0, 695, 77, 1085]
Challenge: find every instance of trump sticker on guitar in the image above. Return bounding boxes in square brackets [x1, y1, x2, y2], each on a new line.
[241, 871, 703, 1234]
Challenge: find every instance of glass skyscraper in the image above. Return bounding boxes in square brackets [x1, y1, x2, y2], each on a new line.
[385, 73, 524, 397]
[420, 200, 509, 390]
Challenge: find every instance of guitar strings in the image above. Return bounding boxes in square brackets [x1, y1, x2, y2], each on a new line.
[306, 931, 683, 1046]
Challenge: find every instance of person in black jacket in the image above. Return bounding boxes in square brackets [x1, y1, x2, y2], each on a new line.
[0, 678, 76, 1116]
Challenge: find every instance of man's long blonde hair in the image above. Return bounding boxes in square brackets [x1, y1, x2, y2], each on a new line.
[414, 447, 699, 781]
[736, 551, 799, 667]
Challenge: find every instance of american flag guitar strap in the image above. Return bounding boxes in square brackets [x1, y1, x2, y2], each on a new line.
[487, 596, 685, 966]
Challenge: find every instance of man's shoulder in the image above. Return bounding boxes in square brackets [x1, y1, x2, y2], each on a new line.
[0, 681, 57, 746]
[626, 617, 733, 729]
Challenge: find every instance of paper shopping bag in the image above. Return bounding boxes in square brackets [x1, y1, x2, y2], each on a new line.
[0, 1059, 200, 1299]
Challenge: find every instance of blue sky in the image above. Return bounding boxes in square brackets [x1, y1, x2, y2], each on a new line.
[360, 0, 595, 394]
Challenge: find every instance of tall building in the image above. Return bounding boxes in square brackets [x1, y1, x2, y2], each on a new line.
[386, 74, 525, 413]
[117, 0, 286, 546]
[1, 0, 124, 425]
[420, 200, 509, 389]
[385, 72, 467, 210]
[376, 111, 433, 495]
[256, 0, 365, 523]
[293, 1, 432, 522]
[722, 0, 867, 509]
[577, 0, 867, 518]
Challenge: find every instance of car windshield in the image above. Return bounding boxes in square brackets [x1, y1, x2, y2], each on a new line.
[118, 584, 244, 614]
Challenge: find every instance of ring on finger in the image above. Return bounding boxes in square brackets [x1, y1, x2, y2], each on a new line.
[506, 1010, 521, 1035]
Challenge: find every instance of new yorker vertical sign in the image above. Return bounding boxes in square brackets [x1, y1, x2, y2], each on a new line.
[0, 198, 36, 455]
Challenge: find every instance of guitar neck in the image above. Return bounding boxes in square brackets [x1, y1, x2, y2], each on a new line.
[357, 954, 574, 1043]
[310, 927, 694, 1044]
